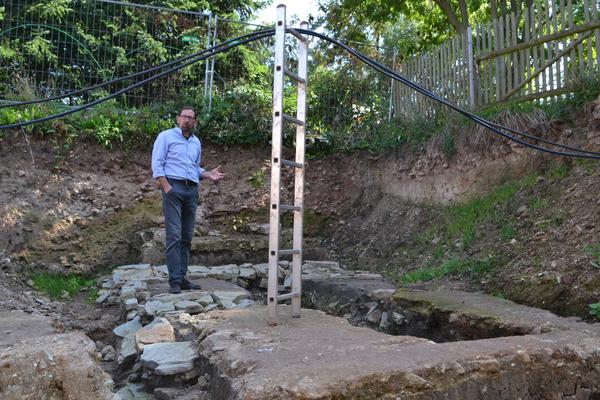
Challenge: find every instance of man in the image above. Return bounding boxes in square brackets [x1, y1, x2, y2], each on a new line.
[151, 106, 224, 294]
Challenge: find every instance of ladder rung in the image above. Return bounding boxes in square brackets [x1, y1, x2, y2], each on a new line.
[283, 114, 305, 126]
[279, 249, 300, 256]
[287, 28, 308, 43]
[277, 292, 300, 302]
[284, 69, 306, 84]
[280, 204, 302, 212]
[281, 159, 303, 168]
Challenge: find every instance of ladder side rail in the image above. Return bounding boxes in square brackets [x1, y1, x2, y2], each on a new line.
[267, 4, 287, 325]
[291, 21, 309, 318]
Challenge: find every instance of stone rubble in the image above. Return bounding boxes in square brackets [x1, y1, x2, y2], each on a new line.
[102, 260, 370, 397]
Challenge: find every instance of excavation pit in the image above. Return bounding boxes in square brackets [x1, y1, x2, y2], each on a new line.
[195, 303, 600, 400]
[192, 279, 600, 399]
[301, 278, 582, 343]
[100, 264, 600, 399]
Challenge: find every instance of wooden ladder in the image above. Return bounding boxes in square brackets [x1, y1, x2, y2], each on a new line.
[267, 4, 309, 325]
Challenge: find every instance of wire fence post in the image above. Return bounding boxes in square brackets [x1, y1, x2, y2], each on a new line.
[466, 26, 476, 109]
[208, 15, 218, 113]
[203, 12, 213, 114]
[388, 48, 397, 122]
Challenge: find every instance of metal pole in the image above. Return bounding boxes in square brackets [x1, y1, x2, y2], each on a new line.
[267, 4, 286, 325]
[208, 15, 218, 113]
[467, 26, 476, 108]
[388, 48, 397, 122]
[203, 13, 212, 114]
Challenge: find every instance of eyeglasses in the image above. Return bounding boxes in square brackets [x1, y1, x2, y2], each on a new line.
[179, 114, 195, 120]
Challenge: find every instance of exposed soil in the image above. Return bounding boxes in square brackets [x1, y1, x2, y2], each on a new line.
[1, 97, 600, 333]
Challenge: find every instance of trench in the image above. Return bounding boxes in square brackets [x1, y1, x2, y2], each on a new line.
[91, 260, 600, 399]
[300, 278, 531, 343]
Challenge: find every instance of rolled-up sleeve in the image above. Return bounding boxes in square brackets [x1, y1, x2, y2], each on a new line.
[151, 133, 166, 179]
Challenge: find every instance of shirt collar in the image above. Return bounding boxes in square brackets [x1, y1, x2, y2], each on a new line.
[174, 127, 194, 139]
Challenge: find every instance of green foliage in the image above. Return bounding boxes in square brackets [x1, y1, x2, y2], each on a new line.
[31, 272, 96, 299]
[500, 221, 516, 241]
[530, 197, 549, 210]
[589, 302, 600, 320]
[446, 181, 518, 247]
[0, 103, 174, 149]
[575, 158, 597, 174]
[520, 173, 538, 188]
[583, 243, 600, 266]
[28, 0, 73, 22]
[247, 169, 265, 188]
[546, 164, 570, 180]
[400, 256, 496, 283]
[441, 129, 456, 157]
[24, 32, 58, 64]
[86, 287, 100, 304]
[2, 0, 267, 107]
[202, 84, 271, 145]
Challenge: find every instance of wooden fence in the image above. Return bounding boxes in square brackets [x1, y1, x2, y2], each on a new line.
[392, 0, 600, 117]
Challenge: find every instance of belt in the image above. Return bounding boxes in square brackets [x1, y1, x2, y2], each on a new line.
[168, 178, 197, 186]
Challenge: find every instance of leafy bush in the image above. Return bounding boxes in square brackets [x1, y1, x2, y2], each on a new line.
[589, 302, 600, 319]
[201, 84, 271, 145]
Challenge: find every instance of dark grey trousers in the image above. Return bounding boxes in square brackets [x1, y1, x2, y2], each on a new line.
[162, 179, 198, 285]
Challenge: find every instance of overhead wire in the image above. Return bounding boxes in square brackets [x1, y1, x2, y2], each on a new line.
[297, 29, 600, 159]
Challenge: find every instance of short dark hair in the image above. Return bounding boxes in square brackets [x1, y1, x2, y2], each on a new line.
[179, 106, 196, 118]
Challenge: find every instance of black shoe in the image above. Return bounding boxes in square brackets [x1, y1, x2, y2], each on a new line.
[169, 283, 181, 294]
[181, 279, 201, 290]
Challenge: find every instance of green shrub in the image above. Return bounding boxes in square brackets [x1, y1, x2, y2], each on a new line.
[584, 243, 600, 266]
[589, 302, 600, 319]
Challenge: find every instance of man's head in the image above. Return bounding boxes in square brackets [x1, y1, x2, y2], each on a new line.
[177, 106, 197, 135]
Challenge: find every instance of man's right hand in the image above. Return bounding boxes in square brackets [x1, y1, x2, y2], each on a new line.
[157, 177, 172, 193]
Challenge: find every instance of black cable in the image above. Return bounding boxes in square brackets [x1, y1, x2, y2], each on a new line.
[0, 29, 275, 109]
[297, 29, 600, 159]
[3, 25, 599, 160]
[0, 30, 273, 130]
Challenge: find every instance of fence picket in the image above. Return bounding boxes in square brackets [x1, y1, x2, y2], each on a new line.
[567, 0, 578, 83]
[487, 21, 495, 103]
[511, 12, 520, 92]
[524, 7, 531, 96]
[585, 0, 593, 70]
[592, 0, 600, 70]
[559, 0, 568, 86]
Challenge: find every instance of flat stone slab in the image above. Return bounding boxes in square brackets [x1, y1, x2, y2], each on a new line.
[196, 305, 600, 400]
[0, 310, 56, 347]
[392, 287, 587, 333]
[140, 341, 197, 376]
[147, 277, 248, 297]
[113, 316, 142, 338]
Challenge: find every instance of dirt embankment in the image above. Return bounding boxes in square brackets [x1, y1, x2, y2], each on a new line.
[2, 97, 600, 318]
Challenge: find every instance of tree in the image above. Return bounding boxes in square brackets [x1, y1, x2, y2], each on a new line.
[0, 0, 269, 105]
[319, 0, 545, 51]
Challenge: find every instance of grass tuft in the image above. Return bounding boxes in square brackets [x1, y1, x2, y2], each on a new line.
[31, 273, 96, 299]
[400, 256, 496, 283]
[446, 181, 518, 247]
